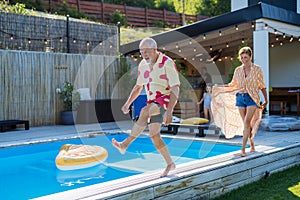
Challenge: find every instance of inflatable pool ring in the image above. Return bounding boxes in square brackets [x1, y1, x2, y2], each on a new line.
[55, 144, 108, 170]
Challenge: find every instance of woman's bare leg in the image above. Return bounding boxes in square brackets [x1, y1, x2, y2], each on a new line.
[240, 106, 257, 156]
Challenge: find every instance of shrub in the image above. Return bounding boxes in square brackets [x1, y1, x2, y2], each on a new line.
[110, 10, 127, 26]
[56, 81, 80, 111]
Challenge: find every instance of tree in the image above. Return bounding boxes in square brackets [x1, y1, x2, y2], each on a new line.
[173, 0, 202, 15]
[105, 0, 155, 8]
[197, 0, 230, 17]
[110, 10, 127, 26]
[154, 0, 175, 11]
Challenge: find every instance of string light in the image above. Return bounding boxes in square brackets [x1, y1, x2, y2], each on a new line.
[1, 20, 299, 55]
[264, 24, 268, 30]
[175, 43, 178, 48]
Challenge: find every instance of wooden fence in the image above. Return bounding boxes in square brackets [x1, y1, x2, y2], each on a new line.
[0, 50, 127, 126]
[42, 0, 207, 27]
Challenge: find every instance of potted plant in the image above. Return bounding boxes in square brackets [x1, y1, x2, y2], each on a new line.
[56, 81, 80, 125]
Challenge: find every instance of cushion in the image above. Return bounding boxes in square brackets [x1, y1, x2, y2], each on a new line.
[268, 123, 289, 131]
[180, 117, 209, 125]
[288, 121, 300, 130]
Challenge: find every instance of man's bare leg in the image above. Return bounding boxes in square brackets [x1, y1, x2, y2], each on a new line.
[112, 136, 134, 154]
[112, 123, 146, 154]
[158, 146, 176, 177]
[112, 106, 149, 154]
[149, 123, 175, 177]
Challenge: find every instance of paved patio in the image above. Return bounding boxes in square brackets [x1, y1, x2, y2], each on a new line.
[1, 118, 299, 148]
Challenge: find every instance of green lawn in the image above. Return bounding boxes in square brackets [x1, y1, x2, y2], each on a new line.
[213, 165, 300, 200]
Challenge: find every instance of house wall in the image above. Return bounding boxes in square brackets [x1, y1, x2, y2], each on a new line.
[231, 0, 298, 12]
[216, 41, 300, 88]
[248, 0, 297, 12]
[231, 0, 248, 12]
[269, 42, 300, 87]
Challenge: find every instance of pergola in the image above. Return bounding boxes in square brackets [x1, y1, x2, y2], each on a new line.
[120, 2, 300, 114]
[121, 2, 300, 86]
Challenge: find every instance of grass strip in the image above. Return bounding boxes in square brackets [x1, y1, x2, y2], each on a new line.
[213, 165, 300, 200]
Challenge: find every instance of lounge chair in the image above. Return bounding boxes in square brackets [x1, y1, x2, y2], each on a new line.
[0, 120, 29, 132]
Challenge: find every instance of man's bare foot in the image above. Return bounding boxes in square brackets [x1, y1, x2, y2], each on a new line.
[160, 162, 176, 177]
[250, 147, 256, 152]
[112, 138, 126, 154]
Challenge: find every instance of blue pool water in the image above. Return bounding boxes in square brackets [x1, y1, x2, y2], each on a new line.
[0, 133, 241, 199]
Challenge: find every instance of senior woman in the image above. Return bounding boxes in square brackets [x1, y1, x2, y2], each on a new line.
[213, 46, 268, 156]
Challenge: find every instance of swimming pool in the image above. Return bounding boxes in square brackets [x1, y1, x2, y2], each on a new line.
[0, 133, 241, 200]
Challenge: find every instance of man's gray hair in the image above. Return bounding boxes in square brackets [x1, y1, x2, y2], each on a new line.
[139, 37, 157, 48]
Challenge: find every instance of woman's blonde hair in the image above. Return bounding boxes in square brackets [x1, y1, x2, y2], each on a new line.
[238, 46, 252, 61]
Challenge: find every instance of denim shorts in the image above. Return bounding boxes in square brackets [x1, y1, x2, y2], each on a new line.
[236, 93, 257, 108]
